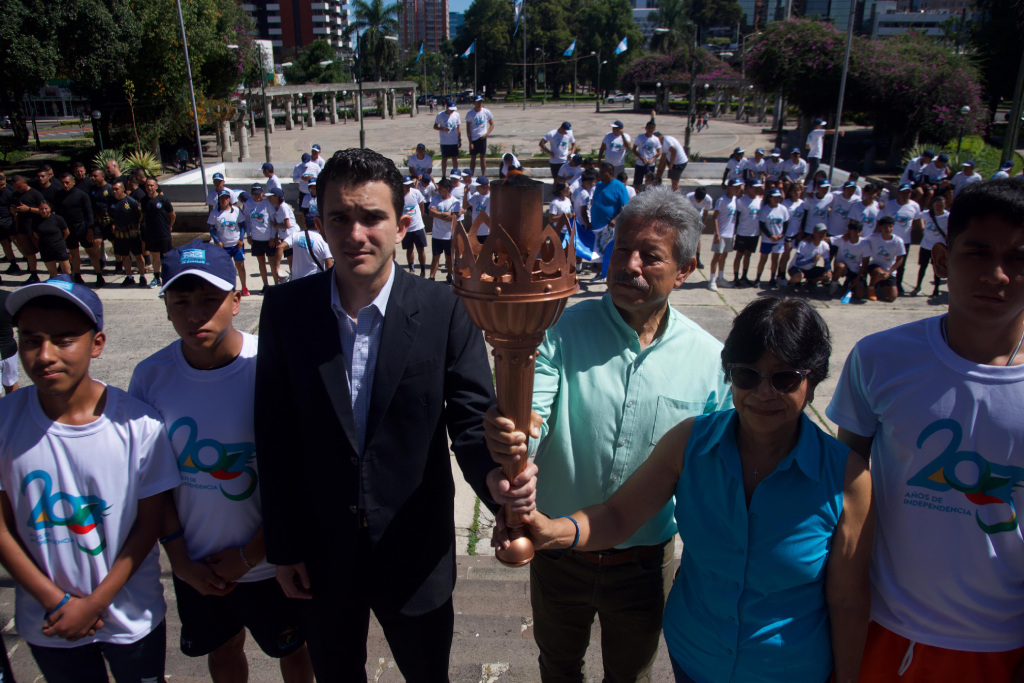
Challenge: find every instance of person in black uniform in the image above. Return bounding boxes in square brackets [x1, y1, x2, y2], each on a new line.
[0, 289, 18, 394]
[88, 167, 115, 286]
[141, 177, 175, 287]
[34, 200, 71, 277]
[57, 172, 99, 285]
[34, 167, 60, 207]
[10, 175, 44, 283]
[108, 181, 146, 286]
[71, 161, 91, 191]
[0, 172, 17, 280]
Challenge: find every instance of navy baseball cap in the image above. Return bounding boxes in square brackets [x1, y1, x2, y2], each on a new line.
[446, 99, 456, 109]
[571, 154, 583, 164]
[561, 121, 572, 130]
[611, 120, 624, 128]
[301, 153, 311, 162]
[790, 149, 801, 156]
[449, 171, 461, 179]
[727, 178, 744, 187]
[962, 160, 975, 167]
[898, 183, 913, 192]
[747, 180, 764, 188]
[250, 183, 264, 193]
[770, 149, 781, 156]
[462, 169, 472, 176]
[1000, 160, 1014, 169]
[476, 176, 490, 185]
[420, 173, 433, 182]
[813, 118, 825, 126]
[268, 187, 285, 198]
[218, 189, 232, 198]
[755, 148, 765, 154]
[818, 180, 831, 188]
[7, 275, 104, 331]
[161, 239, 237, 293]
[416, 143, 426, 149]
[474, 95, 484, 102]
[813, 222, 828, 232]
[311, 144, 321, 152]
[734, 147, 745, 154]
[261, 162, 274, 172]
[843, 180, 857, 188]
[402, 175, 415, 185]
[937, 153, 949, 162]
[768, 188, 783, 197]
[923, 150, 935, 158]
[212, 172, 225, 181]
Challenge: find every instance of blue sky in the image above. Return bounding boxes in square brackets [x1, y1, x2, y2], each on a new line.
[449, 0, 472, 13]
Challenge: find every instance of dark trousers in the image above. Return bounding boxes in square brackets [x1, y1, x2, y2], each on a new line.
[29, 620, 166, 683]
[530, 539, 675, 683]
[806, 157, 821, 185]
[302, 540, 455, 682]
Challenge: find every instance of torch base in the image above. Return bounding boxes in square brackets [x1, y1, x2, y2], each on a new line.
[495, 535, 535, 567]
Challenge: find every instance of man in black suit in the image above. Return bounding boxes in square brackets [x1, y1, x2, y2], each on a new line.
[255, 148, 537, 681]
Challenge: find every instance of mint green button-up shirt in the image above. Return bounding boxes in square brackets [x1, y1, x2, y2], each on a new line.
[532, 293, 732, 548]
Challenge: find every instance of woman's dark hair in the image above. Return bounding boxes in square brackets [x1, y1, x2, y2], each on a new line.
[316, 148, 404, 220]
[552, 182, 567, 197]
[721, 297, 831, 387]
[947, 177, 1024, 245]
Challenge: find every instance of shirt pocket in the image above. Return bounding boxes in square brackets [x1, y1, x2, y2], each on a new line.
[650, 396, 706, 446]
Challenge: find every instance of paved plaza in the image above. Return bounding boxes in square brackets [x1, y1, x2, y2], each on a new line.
[0, 109, 947, 681]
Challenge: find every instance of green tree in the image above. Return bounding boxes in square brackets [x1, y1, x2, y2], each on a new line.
[524, 0, 574, 98]
[0, 0, 58, 144]
[574, 0, 646, 95]
[649, 0, 692, 52]
[352, 0, 402, 81]
[970, 0, 1024, 113]
[283, 39, 349, 84]
[461, 0, 514, 95]
[690, 0, 743, 30]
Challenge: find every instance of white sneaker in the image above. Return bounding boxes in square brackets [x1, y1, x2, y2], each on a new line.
[776, 276, 787, 288]
[718, 278, 735, 288]
[707, 280, 718, 291]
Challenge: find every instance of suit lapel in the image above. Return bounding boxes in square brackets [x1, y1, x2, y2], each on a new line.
[364, 267, 420, 450]
[313, 273, 360, 455]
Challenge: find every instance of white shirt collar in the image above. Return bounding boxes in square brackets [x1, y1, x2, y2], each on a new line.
[330, 261, 397, 322]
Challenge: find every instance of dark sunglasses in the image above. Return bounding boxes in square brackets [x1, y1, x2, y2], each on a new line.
[728, 364, 810, 394]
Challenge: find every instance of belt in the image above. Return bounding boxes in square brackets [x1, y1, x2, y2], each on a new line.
[571, 540, 669, 567]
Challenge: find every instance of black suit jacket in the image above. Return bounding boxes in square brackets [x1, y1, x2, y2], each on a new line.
[255, 266, 497, 615]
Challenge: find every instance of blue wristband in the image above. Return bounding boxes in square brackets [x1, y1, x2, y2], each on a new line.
[45, 592, 71, 619]
[159, 528, 184, 546]
[555, 515, 580, 550]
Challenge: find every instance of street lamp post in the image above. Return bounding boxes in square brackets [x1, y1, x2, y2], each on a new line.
[956, 105, 971, 158]
[175, 0, 208, 199]
[228, 43, 273, 163]
[91, 110, 103, 152]
[535, 48, 544, 106]
[595, 55, 606, 113]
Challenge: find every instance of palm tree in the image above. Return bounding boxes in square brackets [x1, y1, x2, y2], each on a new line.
[649, 0, 694, 53]
[352, 0, 403, 81]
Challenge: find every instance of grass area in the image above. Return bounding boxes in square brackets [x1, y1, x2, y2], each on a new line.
[466, 497, 482, 556]
[953, 135, 1022, 178]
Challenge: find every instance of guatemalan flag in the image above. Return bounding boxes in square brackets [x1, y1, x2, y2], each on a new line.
[415, 42, 423, 63]
[614, 36, 628, 55]
[563, 39, 576, 57]
[513, 0, 523, 34]
[461, 41, 475, 58]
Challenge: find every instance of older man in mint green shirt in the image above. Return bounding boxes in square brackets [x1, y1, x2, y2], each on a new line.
[489, 186, 731, 682]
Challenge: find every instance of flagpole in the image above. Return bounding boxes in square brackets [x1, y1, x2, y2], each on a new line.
[522, 0, 527, 111]
[474, 44, 478, 96]
[573, 53, 577, 108]
[421, 43, 426, 103]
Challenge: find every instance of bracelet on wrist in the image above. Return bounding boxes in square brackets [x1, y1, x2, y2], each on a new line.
[159, 528, 184, 545]
[45, 592, 72, 619]
[554, 515, 580, 550]
[239, 545, 255, 569]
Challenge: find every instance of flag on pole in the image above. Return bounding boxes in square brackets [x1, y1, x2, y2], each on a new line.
[563, 39, 576, 57]
[614, 36, 628, 55]
[513, 0, 523, 34]
[415, 41, 423, 63]
[461, 41, 475, 58]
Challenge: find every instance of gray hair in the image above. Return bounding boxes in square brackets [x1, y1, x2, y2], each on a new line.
[615, 185, 701, 264]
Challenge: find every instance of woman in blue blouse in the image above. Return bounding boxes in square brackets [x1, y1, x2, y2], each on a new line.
[520, 297, 874, 683]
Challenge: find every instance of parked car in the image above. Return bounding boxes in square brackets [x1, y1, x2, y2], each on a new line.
[416, 93, 438, 105]
[606, 93, 634, 104]
[0, 116, 10, 129]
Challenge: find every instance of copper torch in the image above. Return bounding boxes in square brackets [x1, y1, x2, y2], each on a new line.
[451, 175, 578, 567]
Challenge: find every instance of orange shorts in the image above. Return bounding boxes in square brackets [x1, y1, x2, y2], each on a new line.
[859, 621, 1024, 683]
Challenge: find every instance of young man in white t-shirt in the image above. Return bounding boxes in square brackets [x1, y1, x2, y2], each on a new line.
[786, 222, 832, 289]
[243, 183, 279, 292]
[781, 149, 808, 191]
[754, 188, 790, 288]
[433, 100, 461, 177]
[0, 277, 180, 682]
[401, 176, 428, 276]
[268, 189, 297, 279]
[882, 184, 924, 292]
[209, 190, 249, 296]
[829, 222, 870, 299]
[708, 179, 742, 289]
[130, 242, 314, 683]
[733, 181, 763, 286]
[540, 122, 576, 179]
[828, 177, 1024, 683]
[598, 121, 631, 178]
[847, 182, 881, 239]
[862, 215, 907, 302]
[467, 176, 491, 243]
[465, 97, 494, 177]
[632, 120, 661, 191]
[805, 118, 842, 183]
[912, 193, 949, 298]
[408, 144, 434, 178]
[278, 224, 334, 280]
[427, 178, 461, 282]
[951, 160, 982, 196]
[685, 186, 711, 270]
[655, 131, 688, 191]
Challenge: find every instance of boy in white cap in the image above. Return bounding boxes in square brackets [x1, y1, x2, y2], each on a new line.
[465, 96, 494, 177]
[0, 276, 179, 682]
[434, 99, 461, 177]
[408, 144, 434, 178]
[598, 121, 631, 178]
[401, 175, 428, 276]
[540, 122, 576, 179]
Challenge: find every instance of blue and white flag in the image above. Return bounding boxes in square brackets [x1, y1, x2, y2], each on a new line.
[513, 0, 523, 34]
[614, 36, 628, 55]
[461, 41, 475, 58]
[415, 41, 423, 63]
[563, 39, 576, 57]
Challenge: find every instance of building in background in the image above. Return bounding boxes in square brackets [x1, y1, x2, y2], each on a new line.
[399, 0, 450, 53]
[240, 0, 353, 55]
[449, 11, 465, 40]
[869, 0, 974, 36]
[625, 0, 659, 44]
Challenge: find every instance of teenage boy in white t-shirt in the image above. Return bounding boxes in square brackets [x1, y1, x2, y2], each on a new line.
[787, 222, 832, 289]
[912, 193, 949, 298]
[805, 118, 842, 182]
[862, 215, 906, 302]
[708, 179, 742, 290]
[401, 176, 428, 276]
[278, 225, 334, 281]
[686, 186, 712, 271]
[829, 222, 870, 299]
[599, 121, 631, 178]
[828, 177, 1024, 683]
[465, 97, 494, 177]
[268, 189, 297, 279]
[428, 178, 461, 282]
[243, 184, 279, 292]
[0, 276, 180, 682]
[754, 188, 790, 288]
[467, 176, 491, 243]
[540, 122, 576, 179]
[130, 242, 314, 682]
[209, 190, 249, 296]
[408, 144, 434, 178]
[433, 101, 461, 177]
[732, 181, 763, 286]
